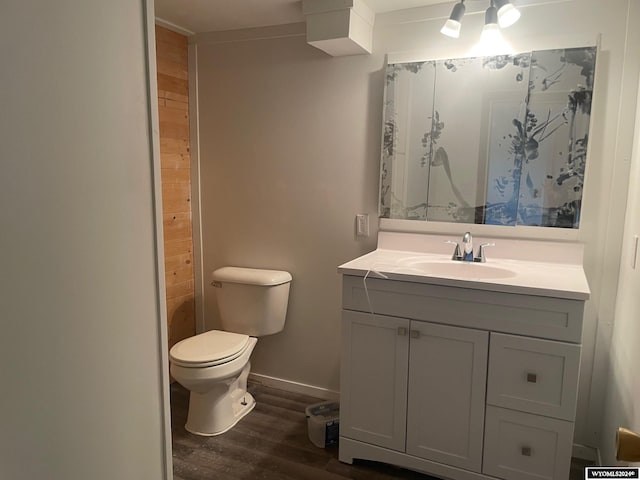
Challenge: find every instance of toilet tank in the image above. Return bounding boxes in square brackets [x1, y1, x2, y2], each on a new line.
[211, 267, 292, 336]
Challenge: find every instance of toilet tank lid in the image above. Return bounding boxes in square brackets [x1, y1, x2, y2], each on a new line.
[212, 266, 292, 286]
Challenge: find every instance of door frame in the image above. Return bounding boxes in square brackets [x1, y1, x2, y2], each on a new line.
[143, 0, 174, 478]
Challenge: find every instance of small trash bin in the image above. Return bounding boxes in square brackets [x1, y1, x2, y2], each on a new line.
[305, 401, 340, 448]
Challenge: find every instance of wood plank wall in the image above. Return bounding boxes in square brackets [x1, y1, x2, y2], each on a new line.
[155, 26, 195, 352]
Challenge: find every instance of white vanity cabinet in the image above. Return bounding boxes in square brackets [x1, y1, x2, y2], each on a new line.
[341, 311, 488, 471]
[339, 274, 585, 480]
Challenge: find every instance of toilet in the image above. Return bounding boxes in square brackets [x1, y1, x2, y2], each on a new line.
[169, 266, 292, 436]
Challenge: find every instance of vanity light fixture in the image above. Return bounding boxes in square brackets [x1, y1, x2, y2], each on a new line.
[440, 0, 520, 39]
[440, 0, 466, 38]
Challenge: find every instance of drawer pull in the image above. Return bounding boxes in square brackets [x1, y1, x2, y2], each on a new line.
[397, 327, 407, 336]
[521, 446, 532, 456]
[526, 373, 537, 383]
[410, 330, 421, 339]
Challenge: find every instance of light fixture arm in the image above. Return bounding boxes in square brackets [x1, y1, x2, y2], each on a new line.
[451, 0, 466, 21]
[485, 0, 498, 26]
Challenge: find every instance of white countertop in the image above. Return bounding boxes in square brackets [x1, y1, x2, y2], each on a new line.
[338, 232, 591, 301]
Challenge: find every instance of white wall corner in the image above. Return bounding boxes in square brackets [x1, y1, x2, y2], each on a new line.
[302, 0, 374, 56]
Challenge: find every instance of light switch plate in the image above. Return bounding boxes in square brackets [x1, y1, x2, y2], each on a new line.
[356, 214, 369, 237]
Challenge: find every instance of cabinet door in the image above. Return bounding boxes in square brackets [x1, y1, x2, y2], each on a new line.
[406, 322, 488, 472]
[340, 310, 409, 452]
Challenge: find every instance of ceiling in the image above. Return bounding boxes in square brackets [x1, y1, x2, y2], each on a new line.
[154, 0, 449, 34]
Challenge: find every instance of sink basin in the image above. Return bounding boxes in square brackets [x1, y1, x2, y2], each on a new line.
[398, 258, 517, 280]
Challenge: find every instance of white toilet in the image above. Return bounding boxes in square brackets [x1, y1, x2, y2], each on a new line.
[169, 266, 292, 436]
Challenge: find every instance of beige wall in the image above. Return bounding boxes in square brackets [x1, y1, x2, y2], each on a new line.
[600, 68, 640, 464]
[0, 1, 170, 478]
[193, 0, 640, 448]
[195, 25, 380, 393]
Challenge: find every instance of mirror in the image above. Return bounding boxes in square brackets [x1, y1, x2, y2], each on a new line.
[379, 46, 597, 228]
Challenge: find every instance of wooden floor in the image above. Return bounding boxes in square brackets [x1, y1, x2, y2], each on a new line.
[171, 382, 589, 480]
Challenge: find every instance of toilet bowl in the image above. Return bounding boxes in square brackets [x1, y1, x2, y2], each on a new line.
[169, 266, 292, 436]
[170, 331, 258, 436]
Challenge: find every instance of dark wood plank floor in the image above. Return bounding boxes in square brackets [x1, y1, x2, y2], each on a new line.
[171, 382, 590, 480]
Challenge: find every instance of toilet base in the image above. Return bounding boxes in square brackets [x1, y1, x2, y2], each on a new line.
[185, 391, 255, 437]
[184, 362, 256, 436]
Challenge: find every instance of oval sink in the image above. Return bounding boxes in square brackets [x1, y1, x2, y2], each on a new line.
[399, 259, 517, 280]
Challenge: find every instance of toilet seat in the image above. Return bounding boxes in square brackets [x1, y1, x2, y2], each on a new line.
[170, 330, 251, 368]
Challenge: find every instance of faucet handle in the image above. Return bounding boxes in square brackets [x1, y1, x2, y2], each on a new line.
[445, 240, 462, 261]
[474, 242, 495, 263]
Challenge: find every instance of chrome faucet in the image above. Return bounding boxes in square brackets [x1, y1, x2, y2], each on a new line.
[447, 232, 495, 263]
[461, 232, 474, 262]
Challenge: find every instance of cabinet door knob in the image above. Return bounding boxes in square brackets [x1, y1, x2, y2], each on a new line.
[410, 330, 420, 339]
[526, 373, 537, 383]
[397, 327, 407, 336]
[521, 446, 532, 456]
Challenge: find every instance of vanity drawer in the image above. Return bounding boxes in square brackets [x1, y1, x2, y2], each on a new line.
[341, 276, 584, 342]
[487, 333, 580, 420]
[483, 406, 574, 480]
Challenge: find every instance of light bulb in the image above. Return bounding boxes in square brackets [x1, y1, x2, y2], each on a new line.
[440, 1, 465, 39]
[496, 0, 521, 28]
[472, 2, 511, 56]
[441, 19, 462, 38]
[480, 23, 501, 44]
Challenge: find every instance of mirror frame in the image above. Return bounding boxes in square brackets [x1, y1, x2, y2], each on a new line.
[378, 37, 601, 242]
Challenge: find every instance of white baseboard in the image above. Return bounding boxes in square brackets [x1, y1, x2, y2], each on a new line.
[573, 443, 600, 463]
[249, 373, 339, 401]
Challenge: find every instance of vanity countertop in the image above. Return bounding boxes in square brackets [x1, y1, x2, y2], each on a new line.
[338, 232, 591, 301]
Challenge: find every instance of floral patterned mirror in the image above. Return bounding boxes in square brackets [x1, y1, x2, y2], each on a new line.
[379, 46, 597, 228]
